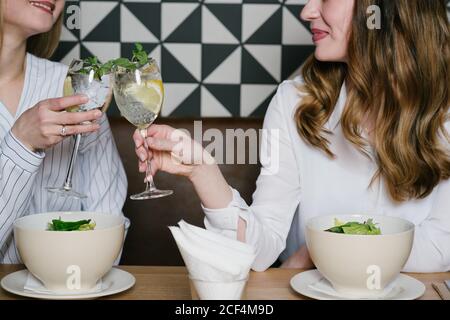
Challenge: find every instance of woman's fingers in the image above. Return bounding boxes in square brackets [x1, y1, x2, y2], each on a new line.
[146, 136, 178, 152]
[138, 149, 153, 172]
[46, 95, 89, 111]
[147, 158, 158, 178]
[54, 109, 102, 125]
[133, 129, 144, 148]
[139, 160, 147, 173]
[135, 145, 149, 162]
[58, 123, 100, 136]
[146, 124, 176, 139]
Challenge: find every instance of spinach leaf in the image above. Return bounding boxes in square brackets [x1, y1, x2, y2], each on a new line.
[325, 218, 381, 235]
[47, 218, 96, 231]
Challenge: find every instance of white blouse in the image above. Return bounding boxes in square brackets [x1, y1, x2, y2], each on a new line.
[203, 76, 450, 273]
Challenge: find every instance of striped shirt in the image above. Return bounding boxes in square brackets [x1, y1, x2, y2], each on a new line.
[0, 53, 128, 264]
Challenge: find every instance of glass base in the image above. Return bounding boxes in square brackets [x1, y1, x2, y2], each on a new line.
[46, 187, 87, 200]
[130, 189, 173, 200]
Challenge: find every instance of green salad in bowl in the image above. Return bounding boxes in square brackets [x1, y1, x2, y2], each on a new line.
[14, 211, 125, 292]
[306, 214, 414, 298]
[325, 218, 381, 235]
[47, 217, 96, 231]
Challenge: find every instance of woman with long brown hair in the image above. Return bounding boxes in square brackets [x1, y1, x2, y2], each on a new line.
[0, 0, 128, 263]
[134, 0, 450, 272]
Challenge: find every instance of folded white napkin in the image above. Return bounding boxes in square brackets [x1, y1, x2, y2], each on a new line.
[169, 220, 256, 282]
[308, 276, 404, 300]
[24, 272, 108, 296]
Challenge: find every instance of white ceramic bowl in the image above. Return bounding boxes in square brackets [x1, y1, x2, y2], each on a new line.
[14, 211, 124, 292]
[306, 215, 414, 298]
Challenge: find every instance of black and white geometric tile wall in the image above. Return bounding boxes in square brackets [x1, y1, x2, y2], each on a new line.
[53, 1, 450, 118]
[52, 0, 314, 118]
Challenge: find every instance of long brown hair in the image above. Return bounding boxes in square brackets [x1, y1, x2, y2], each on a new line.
[0, 0, 63, 59]
[295, 0, 450, 202]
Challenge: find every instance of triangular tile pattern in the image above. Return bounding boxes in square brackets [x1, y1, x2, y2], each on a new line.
[205, 4, 242, 42]
[282, 45, 315, 80]
[164, 43, 202, 81]
[242, 4, 280, 43]
[204, 84, 241, 116]
[246, 6, 282, 44]
[245, 45, 281, 82]
[202, 6, 239, 44]
[285, 4, 311, 33]
[171, 86, 201, 117]
[161, 45, 198, 83]
[82, 42, 121, 63]
[161, 2, 199, 41]
[121, 4, 159, 43]
[202, 44, 238, 79]
[163, 83, 199, 117]
[249, 89, 277, 117]
[282, 6, 313, 45]
[240, 84, 277, 117]
[81, 1, 120, 42]
[165, 5, 201, 43]
[201, 86, 233, 118]
[60, 26, 78, 42]
[54, 0, 313, 118]
[241, 46, 278, 84]
[54, 42, 80, 66]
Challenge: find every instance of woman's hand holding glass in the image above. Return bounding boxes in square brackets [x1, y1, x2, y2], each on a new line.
[11, 95, 102, 152]
[134, 123, 239, 234]
[133, 124, 215, 180]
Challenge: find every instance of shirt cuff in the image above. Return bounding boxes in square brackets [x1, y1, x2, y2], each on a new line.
[202, 186, 249, 231]
[1, 131, 44, 172]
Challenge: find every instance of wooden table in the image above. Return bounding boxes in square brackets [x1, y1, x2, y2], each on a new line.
[0, 265, 447, 300]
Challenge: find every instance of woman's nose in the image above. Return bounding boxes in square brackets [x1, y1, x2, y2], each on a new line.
[300, 0, 321, 22]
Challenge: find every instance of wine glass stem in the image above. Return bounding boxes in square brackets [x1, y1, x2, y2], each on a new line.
[141, 129, 156, 192]
[63, 133, 81, 191]
[145, 160, 156, 192]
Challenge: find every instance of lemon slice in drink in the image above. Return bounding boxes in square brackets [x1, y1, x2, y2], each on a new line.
[125, 79, 164, 114]
[63, 76, 80, 112]
[63, 76, 74, 96]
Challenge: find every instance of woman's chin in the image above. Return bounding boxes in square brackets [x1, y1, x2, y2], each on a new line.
[314, 49, 347, 63]
[27, 22, 54, 37]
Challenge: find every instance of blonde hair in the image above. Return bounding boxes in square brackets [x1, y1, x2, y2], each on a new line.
[0, 0, 63, 59]
[295, 0, 450, 202]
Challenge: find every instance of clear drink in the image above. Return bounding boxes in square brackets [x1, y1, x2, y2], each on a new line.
[113, 72, 163, 129]
[47, 59, 112, 200]
[112, 59, 173, 200]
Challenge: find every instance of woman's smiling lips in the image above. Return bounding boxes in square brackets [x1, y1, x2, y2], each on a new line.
[311, 28, 329, 42]
[29, 1, 55, 15]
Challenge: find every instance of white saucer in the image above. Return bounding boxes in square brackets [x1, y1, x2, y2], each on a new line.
[1, 268, 135, 300]
[290, 270, 425, 300]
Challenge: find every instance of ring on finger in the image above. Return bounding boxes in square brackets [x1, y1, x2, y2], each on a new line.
[60, 125, 67, 136]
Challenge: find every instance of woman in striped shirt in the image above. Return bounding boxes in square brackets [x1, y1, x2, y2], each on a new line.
[0, 0, 128, 263]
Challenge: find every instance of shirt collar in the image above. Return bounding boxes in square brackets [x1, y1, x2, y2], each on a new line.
[327, 81, 347, 131]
